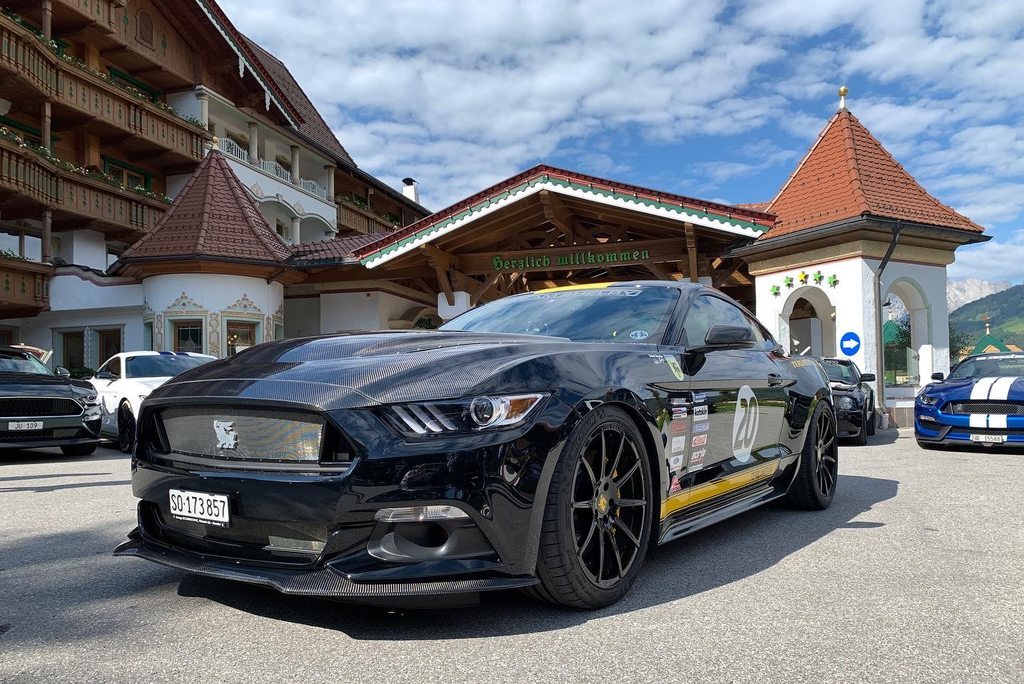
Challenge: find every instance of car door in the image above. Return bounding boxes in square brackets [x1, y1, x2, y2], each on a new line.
[93, 356, 123, 433]
[673, 294, 790, 495]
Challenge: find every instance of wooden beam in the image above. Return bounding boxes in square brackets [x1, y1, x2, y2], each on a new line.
[712, 258, 743, 288]
[645, 262, 674, 281]
[472, 271, 502, 305]
[685, 224, 699, 284]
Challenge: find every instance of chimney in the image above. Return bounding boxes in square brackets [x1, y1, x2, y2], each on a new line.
[402, 177, 419, 204]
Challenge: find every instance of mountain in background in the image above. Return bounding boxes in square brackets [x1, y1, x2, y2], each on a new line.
[947, 278, 1012, 312]
[950, 284, 1024, 347]
[885, 278, 1010, 320]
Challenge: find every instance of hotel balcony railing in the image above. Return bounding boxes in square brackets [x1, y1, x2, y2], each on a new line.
[0, 135, 166, 234]
[338, 197, 401, 235]
[0, 254, 52, 316]
[0, 12, 208, 162]
[218, 138, 330, 201]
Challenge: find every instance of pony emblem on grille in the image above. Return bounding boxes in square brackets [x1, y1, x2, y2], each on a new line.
[214, 420, 238, 450]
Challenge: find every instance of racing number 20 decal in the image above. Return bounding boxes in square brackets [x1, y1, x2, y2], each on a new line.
[732, 385, 759, 462]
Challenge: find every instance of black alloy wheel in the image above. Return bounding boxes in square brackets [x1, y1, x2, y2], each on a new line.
[570, 424, 648, 589]
[786, 400, 838, 510]
[118, 403, 136, 454]
[530, 405, 653, 608]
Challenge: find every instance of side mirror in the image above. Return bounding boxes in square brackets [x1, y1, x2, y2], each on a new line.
[860, 373, 875, 382]
[703, 324, 754, 348]
[55, 366, 71, 378]
[94, 370, 115, 380]
[931, 372, 945, 382]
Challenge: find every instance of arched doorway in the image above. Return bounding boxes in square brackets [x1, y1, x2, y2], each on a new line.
[883, 278, 932, 388]
[780, 286, 836, 357]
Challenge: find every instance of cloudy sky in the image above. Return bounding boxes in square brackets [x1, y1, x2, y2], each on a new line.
[220, 0, 1024, 283]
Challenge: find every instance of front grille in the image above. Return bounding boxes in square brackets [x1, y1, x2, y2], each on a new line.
[158, 407, 324, 463]
[948, 427, 1024, 436]
[0, 428, 54, 440]
[946, 401, 1024, 415]
[0, 397, 81, 418]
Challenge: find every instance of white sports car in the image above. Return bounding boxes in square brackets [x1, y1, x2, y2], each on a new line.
[90, 351, 214, 452]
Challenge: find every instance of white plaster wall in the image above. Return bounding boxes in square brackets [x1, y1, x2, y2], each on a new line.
[224, 150, 336, 229]
[320, 292, 382, 332]
[284, 296, 320, 338]
[166, 91, 203, 121]
[166, 173, 191, 199]
[6, 308, 144, 367]
[53, 229, 108, 271]
[880, 261, 950, 381]
[49, 273, 143, 311]
[377, 293, 423, 328]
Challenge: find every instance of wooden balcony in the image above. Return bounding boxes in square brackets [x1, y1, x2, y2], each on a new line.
[0, 135, 166, 235]
[0, 13, 208, 163]
[0, 255, 52, 317]
[338, 198, 400, 235]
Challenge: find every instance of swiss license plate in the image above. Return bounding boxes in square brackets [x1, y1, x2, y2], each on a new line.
[970, 434, 1007, 444]
[8, 421, 43, 431]
[169, 488, 230, 527]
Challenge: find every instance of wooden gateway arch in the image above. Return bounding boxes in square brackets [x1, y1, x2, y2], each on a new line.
[292, 166, 776, 315]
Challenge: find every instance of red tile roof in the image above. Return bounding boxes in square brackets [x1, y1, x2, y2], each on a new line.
[242, 36, 356, 167]
[119, 151, 291, 265]
[763, 110, 983, 238]
[290, 232, 392, 265]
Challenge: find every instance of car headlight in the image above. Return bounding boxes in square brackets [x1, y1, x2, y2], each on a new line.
[80, 392, 98, 405]
[837, 396, 856, 410]
[917, 393, 939, 406]
[385, 393, 546, 435]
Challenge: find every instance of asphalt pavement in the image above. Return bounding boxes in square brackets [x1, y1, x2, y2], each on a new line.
[1, 431, 1022, 684]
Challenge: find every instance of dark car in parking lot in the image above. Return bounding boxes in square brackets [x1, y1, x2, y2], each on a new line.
[0, 346, 102, 456]
[116, 281, 837, 609]
[819, 357, 875, 445]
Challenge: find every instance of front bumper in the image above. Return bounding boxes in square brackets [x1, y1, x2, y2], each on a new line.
[835, 407, 864, 438]
[0, 412, 101, 450]
[117, 400, 574, 598]
[914, 403, 1024, 446]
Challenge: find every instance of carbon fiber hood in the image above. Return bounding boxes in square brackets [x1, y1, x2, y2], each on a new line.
[148, 331, 587, 409]
[0, 373, 88, 398]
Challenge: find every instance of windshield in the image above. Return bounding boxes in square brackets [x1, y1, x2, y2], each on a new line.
[125, 354, 210, 379]
[949, 355, 1024, 380]
[821, 360, 855, 384]
[0, 351, 54, 375]
[440, 286, 680, 343]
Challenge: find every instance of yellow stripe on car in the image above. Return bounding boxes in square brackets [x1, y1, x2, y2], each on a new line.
[535, 282, 614, 293]
[660, 461, 780, 519]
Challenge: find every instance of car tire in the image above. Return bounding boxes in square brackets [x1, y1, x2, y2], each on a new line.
[528, 405, 653, 609]
[60, 444, 97, 457]
[785, 400, 838, 510]
[118, 402, 136, 454]
[866, 401, 876, 436]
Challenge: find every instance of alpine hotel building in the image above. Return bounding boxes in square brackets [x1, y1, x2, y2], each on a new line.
[0, 2, 987, 421]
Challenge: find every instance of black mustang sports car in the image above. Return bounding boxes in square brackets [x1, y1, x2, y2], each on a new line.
[115, 281, 836, 609]
[819, 357, 875, 445]
[0, 346, 102, 456]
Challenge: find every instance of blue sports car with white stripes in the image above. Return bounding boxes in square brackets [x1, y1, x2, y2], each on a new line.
[915, 352, 1024, 448]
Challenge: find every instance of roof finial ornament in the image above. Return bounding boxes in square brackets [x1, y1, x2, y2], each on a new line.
[839, 85, 849, 111]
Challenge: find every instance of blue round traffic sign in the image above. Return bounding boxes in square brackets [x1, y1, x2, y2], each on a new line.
[840, 331, 861, 356]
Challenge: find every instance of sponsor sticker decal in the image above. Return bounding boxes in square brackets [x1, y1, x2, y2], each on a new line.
[669, 475, 682, 494]
[693, 393, 707, 403]
[671, 410, 687, 421]
[692, 433, 708, 447]
[693, 421, 710, 434]
[732, 385, 759, 462]
[664, 356, 686, 380]
[669, 420, 687, 436]
[671, 435, 687, 453]
[649, 354, 666, 365]
[668, 454, 685, 472]
[629, 330, 650, 340]
[693, 404, 709, 421]
[688, 448, 706, 470]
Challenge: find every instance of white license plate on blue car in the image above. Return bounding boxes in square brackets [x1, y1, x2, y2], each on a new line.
[169, 488, 230, 526]
[970, 434, 1006, 444]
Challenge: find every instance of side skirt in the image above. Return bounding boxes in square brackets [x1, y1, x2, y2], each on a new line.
[657, 486, 784, 545]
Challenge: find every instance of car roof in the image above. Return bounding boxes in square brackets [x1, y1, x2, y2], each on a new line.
[535, 280, 707, 294]
[110, 351, 215, 360]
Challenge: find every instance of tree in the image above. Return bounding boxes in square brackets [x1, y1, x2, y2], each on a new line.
[949, 321, 973, 364]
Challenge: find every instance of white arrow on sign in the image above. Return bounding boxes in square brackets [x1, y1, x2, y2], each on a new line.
[842, 338, 858, 351]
